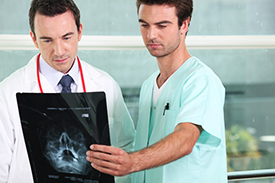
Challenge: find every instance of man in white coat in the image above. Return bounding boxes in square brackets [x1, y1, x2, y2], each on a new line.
[0, 0, 135, 182]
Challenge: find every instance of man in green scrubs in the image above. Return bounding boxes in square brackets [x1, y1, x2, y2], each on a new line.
[86, 0, 228, 182]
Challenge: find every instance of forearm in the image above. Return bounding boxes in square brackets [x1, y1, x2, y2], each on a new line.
[86, 122, 200, 176]
[129, 122, 200, 173]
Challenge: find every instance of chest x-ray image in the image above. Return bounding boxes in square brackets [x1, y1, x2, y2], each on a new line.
[17, 92, 114, 183]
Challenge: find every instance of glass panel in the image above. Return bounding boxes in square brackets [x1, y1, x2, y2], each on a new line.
[190, 50, 275, 172]
[225, 85, 275, 171]
[1, 0, 275, 35]
[191, 0, 275, 35]
[229, 177, 275, 183]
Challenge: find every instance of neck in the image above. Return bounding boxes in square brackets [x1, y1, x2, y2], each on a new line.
[156, 48, 191, 88]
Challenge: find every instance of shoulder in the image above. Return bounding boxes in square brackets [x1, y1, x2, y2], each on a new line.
[180, 57, 224, 90]
[0, 56, 36, 89]
[0, 55, 38, 100]
[80, 60, 115, 80]
[79, 60, 121, 92]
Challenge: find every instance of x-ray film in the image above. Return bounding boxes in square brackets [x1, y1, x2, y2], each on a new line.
[16, 92, 114, 183]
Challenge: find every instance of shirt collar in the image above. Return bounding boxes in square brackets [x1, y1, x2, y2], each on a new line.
[39, 56, 79, 89]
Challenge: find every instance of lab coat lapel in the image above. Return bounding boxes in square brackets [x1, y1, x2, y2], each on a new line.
[23, 54, 58, 93]
[78, 61, 100, 92]
[23, 55, 39, 92]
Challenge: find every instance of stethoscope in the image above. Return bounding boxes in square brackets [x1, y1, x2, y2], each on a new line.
[36, 53, 86, 93]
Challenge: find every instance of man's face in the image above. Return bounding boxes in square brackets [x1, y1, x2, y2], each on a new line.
[30, 10, 82, 74]
[138, 4, 186, 58]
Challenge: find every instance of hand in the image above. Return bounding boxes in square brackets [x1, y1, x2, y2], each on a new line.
[86, 145, 135, 176]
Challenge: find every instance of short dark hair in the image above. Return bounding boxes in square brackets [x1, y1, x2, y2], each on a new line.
[136, 0, 193, 28]
[29, 0, 81, 38]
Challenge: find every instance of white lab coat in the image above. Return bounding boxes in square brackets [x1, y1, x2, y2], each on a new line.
[0, 54, 135, 183]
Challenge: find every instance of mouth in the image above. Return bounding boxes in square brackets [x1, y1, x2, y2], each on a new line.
[148, 43, 161, 49]
[53, 57, 68, 63]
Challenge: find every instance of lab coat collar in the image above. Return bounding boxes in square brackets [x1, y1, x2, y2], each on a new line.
[23, 54, 63, 93]
[77, 59, 101, 92]
[23, 54, 45, 92]
[24, 54, 38, 84]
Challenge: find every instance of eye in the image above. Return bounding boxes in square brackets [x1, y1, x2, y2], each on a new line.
[140, 24, 149, 28]
[43, 39, 52, 43]
[63, 36, 71, 40]
[158, 24, 167, 28]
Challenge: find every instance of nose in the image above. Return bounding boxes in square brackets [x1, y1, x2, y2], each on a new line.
[59, 132, 72, 148]
[147, 27, 157, 40]
[54, 40, 65, 56]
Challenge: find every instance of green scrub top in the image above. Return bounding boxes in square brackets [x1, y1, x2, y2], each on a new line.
[132, 57, 228, 183]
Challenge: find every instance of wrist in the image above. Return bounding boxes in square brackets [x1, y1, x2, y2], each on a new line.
[129, 151, 141, 173]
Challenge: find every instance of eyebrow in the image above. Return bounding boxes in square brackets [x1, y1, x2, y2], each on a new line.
[139, 19, 147, 24]
[39, 32, 74, 40]
[62, 32, 74, 38]
[139, 19, 173, 25]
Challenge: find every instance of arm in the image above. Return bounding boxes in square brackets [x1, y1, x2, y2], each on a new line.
[112, 82, 135, 152]
[86, 122, 200, 176]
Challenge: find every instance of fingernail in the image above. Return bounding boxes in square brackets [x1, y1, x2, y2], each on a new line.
[90, 145, 94, 149]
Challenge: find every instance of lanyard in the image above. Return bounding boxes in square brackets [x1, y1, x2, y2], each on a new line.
[36, 53, 86, 93]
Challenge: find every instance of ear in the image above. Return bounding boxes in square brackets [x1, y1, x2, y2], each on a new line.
[30, 30, 39, 48]
[78, 23, 83, 42]
[180, 17, 190, 35]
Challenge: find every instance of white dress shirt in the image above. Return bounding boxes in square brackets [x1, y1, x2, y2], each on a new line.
[39, 56, 79, 93]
